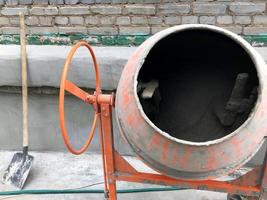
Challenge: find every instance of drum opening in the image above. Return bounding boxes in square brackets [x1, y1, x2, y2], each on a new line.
[137, 29, 259, 142]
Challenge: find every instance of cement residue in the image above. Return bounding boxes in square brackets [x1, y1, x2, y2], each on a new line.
[138, 29, 259, 142]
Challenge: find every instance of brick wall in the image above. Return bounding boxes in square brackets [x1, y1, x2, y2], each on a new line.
[0, 1, 266, 45]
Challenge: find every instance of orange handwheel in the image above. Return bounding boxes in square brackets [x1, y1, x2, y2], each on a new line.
[59, 41, 101, 155]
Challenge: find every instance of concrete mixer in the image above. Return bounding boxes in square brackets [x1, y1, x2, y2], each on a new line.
[59, 25, 267, 200]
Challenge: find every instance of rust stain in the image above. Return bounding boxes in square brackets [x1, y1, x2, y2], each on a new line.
[126, 114, 134, 126]
[172, 147, 192, 169]
[147, 133, 161, 151]
[161, 141, 170, 163]
[122, 93, 130, 108]
[205, 153, 218, 170]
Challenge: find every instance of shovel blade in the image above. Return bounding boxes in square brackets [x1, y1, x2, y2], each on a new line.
[2, 152, 34, 189]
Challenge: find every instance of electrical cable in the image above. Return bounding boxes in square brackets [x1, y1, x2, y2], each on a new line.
[0, 187, 186, 198]
[0, 181, 105, 200]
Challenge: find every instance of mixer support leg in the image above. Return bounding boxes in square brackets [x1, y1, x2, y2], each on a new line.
[259, 143, 267, 200]
[100, 104, 117, 200]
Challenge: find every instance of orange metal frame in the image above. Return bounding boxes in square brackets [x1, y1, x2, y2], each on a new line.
[59, 41, 267, 200]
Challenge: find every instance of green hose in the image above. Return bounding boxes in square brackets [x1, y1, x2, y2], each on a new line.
[0, 187, 185, 196]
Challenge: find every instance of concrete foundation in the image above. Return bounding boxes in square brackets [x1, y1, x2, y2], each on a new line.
[0, 151, 228, 200]
[0, 93, 133, 155]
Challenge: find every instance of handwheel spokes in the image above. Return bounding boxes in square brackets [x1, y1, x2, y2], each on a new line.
[65, 79, 89, 102]
[59, 41, 101, 155]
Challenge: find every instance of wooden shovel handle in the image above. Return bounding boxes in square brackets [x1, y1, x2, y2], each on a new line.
[20, 13, 28, 148]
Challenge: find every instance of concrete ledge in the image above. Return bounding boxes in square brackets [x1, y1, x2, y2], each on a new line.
[0, 45, 267, 91]
[0, 45, 136, 90]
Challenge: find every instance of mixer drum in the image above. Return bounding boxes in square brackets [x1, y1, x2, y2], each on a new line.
[115, 25, 267, 180]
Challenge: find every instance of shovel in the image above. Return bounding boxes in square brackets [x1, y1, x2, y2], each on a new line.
[2, 13, 34, 189]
